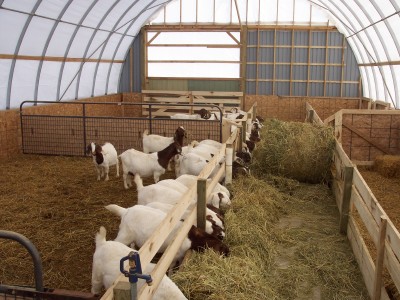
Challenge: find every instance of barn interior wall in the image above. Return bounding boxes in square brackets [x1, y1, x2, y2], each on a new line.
[244, 95, 360, 122]
[340, 113, 400, 162]
[2, 92, 395, 163]
[0, 94, 122, 160]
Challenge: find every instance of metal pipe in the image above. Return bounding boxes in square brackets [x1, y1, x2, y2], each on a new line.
[0, 230, 44, 292]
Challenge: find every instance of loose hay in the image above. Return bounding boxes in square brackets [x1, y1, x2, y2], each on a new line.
[172, 175, 369, 299]
[0, 154, 173, 293]
[374, 154, 400, 178]
[251, 119, 335, 183]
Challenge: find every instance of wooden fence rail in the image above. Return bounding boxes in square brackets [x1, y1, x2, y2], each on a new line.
[308, 103, 400, 300]
[101, 103, 254, 300]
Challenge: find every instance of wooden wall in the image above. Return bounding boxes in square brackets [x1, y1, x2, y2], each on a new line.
[2, 92, 396, 164]
[244, 95, 360, 122]
[325, 109, 400, 163]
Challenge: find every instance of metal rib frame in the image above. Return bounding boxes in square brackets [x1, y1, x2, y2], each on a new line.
[310, 0, 375, 103]
[56, 0, 99, 101]
[353, 0, 398, 107]
[73, 0, 121, 100]
[90, 0, 142, 97]
[5, 0, 42, 110]
[116, 1, 175, 93]
[338, 0, 395, 107]
[33, 0, 74, 104]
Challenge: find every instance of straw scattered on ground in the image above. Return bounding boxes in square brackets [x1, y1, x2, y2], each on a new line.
[0, 154, 171, 292]
[172, 174, 369, 300]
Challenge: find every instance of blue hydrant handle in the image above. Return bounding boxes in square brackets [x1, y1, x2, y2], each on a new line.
[120, 251, 153, 285]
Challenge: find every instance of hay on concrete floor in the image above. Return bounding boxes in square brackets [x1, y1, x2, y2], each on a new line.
[252, 119, 335, 184]
[172, 175, 369, 300]
[374, 155, 400, 178]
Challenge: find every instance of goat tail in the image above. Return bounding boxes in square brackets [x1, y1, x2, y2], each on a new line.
[95, 226, 107, 247]
[133, 173, 144, 190]
[105, 204, 127, 217]
[143, 129, 149, 136]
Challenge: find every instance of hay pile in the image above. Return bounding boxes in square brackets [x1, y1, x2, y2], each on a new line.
[251, 119, 335, 183]
[374, 155, 400, 177]
[172, 175, 368, 299]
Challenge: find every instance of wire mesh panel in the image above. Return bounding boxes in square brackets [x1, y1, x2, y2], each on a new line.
[20, 101, 223, 156]
[21, 116, 85, 156]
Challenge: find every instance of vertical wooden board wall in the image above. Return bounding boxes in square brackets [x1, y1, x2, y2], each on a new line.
[244, 95, 360, 122]
[341, 113, 400, 161]
[122, 92, 143, 117]
[0, 110, 20, 160]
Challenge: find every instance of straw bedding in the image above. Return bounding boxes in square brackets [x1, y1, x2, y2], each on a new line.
[172, 174, 369, 299]
[0, 154, 159, 292]
[0, 118, 388, 299]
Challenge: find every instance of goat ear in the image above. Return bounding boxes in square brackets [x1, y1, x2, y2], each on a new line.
[189, 225, 202, 238]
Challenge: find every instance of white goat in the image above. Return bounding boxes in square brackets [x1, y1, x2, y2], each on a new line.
[134, 174, 188, 206]
[106, 204, 191, 266]
[142, 126, 186, 154]
[105, 204, 230, 266]
[91, 226, 187, 299]
[119, 142, 181, 188]
[135, 174, 231, 209]
[86, 142, 119, 181]
[170, 108, 210, 120]
[145, 202, 225, 239]
[176, 151, 224, 179]
[176, 174, 230, 197]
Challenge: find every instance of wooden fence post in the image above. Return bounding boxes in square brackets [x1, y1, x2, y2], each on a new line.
[339, 166, 354, 234]
[197, 178, 207, 231]
[373, 215, 388, 300]
[237, 124, 243, 152]
[308, 109, 314, 123]
[225, 143, 233, 185]
[114, 281, 131, 300]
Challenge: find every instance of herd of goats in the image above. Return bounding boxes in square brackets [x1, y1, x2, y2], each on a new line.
[86, 108, 264, 298]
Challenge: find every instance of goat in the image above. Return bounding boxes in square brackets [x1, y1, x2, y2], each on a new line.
[86, 142, 119, 181]
[105, 204, 230, 266]
[145, 202, 225, 240]
[176, 151, 224, 179]
[142, 126, 186, 154]
[134, 174, 230, 211]
[170, 108, 210, 120]
[91, 226, 187, 299]
[175, 174, 231, 198]
[119, 141, 181, 188]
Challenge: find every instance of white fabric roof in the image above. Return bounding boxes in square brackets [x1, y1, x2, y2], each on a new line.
[0, 0, 399, 110]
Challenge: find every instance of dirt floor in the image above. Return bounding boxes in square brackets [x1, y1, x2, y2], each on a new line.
[0, 154, 399, 297]
[0, 154, 171, 293]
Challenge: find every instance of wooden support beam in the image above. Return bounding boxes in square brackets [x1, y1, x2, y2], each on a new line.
[0, 54, 123, 63]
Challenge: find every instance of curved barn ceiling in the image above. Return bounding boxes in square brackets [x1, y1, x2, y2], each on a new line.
[0, 0, 399, 110]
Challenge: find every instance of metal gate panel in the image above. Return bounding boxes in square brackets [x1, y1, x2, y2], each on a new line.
[20, 101, 223, 156]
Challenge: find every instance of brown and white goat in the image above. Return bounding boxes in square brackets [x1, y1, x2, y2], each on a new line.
[86, 142, 119, 181]
[119, 141, 181, 187]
